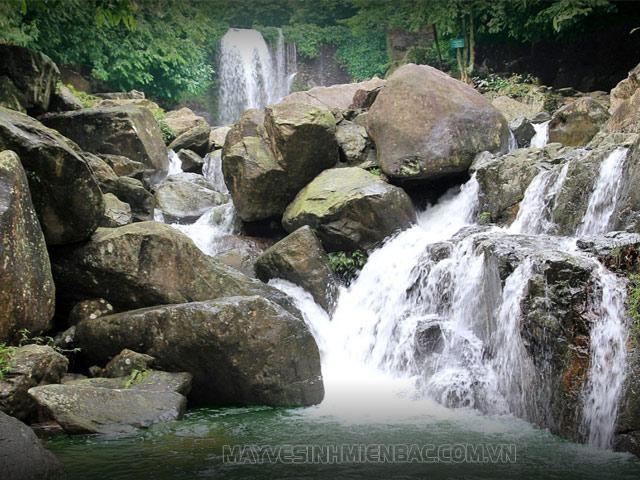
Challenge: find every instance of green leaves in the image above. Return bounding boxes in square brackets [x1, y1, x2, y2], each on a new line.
[328, 250, 368, 285]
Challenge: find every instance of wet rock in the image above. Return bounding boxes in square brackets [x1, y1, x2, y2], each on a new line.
[0, 44, 60, 114]
[154, 172, 228, 223]
[509, 117, 536, 148]
[104, 349, 155, 378]
[283, 167, 416, 251]
[41, 106, 168, 170]
[66, 370, 191, 396]
[368, 64, 509, 182]
[209, 126, 231, 150]
[255, 226, 339, 312]
[164, 107, 208, 138]
[100, 193, 132, 228]
[213, 235, 270, 278]
[0, 108, 104, 244]
[0, 151, 55, 342]
[176, 149, 204, 174]
[576, 231, 640, 273]
[75, 295, 324, 406]
[49, 221, 300, 314]
[548, 97, 610, 146]
[169, 123, 210, 157]
[414, 322, 444, 361]
[28, 383, 186, 434]
[0, 411, 63, 479]
[0, 345, 68, 421]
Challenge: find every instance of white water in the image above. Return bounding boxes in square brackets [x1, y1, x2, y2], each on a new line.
[202, 151, 229, 194]
[167, 149, 182, 176]
[508, 129, 518, 151]
[272, 170, 630, 449]
[530, 120, 550, 148]
[217, 28, 296, 124]
[577, 147, 629, 236]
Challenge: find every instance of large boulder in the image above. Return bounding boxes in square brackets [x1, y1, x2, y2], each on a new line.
[99, 154, 145, 177]
[509, 117, 536, 148]
[282, 167, 416, 251]
[49, 221, 300, 313]
[28, 383, 186, 434]
[222, 105, 338, 222]
[75, 295, 324, 406]
[0, 411, 63, 480]
[41, 106, 168, 170]
[610, 62, 640, 114]
[491, 95, 540, 122]
[209, 126, 231, 150]
[0, 75, 26, 113]
[367, 64, 509, 182]
[0, 44, 60, 114]
[605, 89, 640, 134]
[0, 345, 68, 421]
[168, 123, 210, 157]
[255, 226, 338, 312]
[0, 108, 104, 244]
[164, 107, 208, 138]
[154, 172, 227, 223]
[100, 193, 132, 228]
[0, 151, 55, 343]
[335, 120, 374, 166]
[176, 149, 204, 174]
[48, 84, 83, 112]
[548, 97, 610, 146]
[280, 78, 385, 110]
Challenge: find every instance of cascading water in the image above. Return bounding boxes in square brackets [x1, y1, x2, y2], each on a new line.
[530, 120, 550, 147]
[577, 147, 629, 236]
[202, 152, 229, 194]
[167, 149, 182, 176]
[217, 28, 296, 124]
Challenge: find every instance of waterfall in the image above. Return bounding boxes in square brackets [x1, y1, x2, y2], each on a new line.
[167, 149, 182, 176]
[509, 162, 570, 234]
[577, 147, 629, 236]
[217, 28, 296, 124]
[581, 264, 629, 448]
[508, 130, 518, 151]
[202, 152, 229, 194]
[530, 121, 550, 148]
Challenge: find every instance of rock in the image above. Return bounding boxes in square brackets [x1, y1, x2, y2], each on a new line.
[0, 345, 68, 421]
[610, 62, 640, 114]
[0, 151, 55, 343]
[471, 143, 566, 225]
[222, 105, 338, 222]
[282, 167, 416, 251]
[49, 221, 301, 313]
[209, 126, 231, 149]
[576, 231, 640, 273]
[75, 295, 324, 406]
[0, 44, 60, 114]
[281, 78, 386, 110]
[0, 411, 63, 480]
[101, 193, 132, 228]
[176, 149, 204, 174]
[164, 107, 208, 138]
[0, 75, 26, 113]
[336, 120, 373, 165]
[255, 226, 339, 312]
[213, 235, 270, 278]
[414, 322, 444, 361]
[154, 172, 228, 223]
[48, 84, 82, 112]
[605, 89, 640, 134]
[491, 95, 540, 122]
[531, 111, 552, 123]
[40, 106, 168, 170]
[104, 349, 155, 378]
[66, 370, 191, 396]
[509, 117, 536, 148]
[168, 123, 210, 157]
[0, 108, 104, 244]
[28, 383, 186, 434]
[68, 299, 114, 326]
[548, 97, 610, 146]
[368, 64, 509, 182]
[350, 78, 386, 109]
[99, 154, 145, 177]
[94, 90, 145, 100]
[96, 98, 161, 114]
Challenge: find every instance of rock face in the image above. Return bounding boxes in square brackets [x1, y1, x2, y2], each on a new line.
[101, 193, 132, 228]
[99, 154, 145, 177]
[255, 226, 338, 312]
[49, 84, 82, 112]
[509, 117, 536, 148]
[0, 151, 55, 342]
[491, 95, 540, 122]
[336, 121, 374, 165]
[610, 62, 640, 114]
[0, 44, 60, 114]
[548, 98, 610, 146]
[104, 349, 155, 378]
[164, 107, 208, 138]
[368, 64, 509, 182]
[0, 411, 63, 480]
[209, 126, 231, 149]
[75, 296, 324, 406]
[0, 108, 104, 244]
[280, 77, 385, 110]
[0, 345, 68, 421]
[283, 167, 416, 251]
[0, 75, 26, 112]
[223, 104, 338, 221]
[28, 383, 186, 434]
[49, 221, 299, 313]
[154, 172, 227, 223]
[41, 106, 168, 170]
[605, 89, 640, 134]
[176, 149, 203, 174]
[168, 123, 210, 156]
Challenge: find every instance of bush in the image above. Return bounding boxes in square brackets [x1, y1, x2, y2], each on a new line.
[0, 343, 14, 380]
[328, 250, 368, 285]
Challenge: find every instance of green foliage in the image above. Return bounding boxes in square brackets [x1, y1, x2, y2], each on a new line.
[628, 274, 640, 341]
[473, 73, 539, 98]
[152, 108, 176, 144]
[328, 250, 368, 284]
[18, 328, 80, 355]
[124, 368, 149, 389]
[478, 211, 492, 225]
[64, 83, 101, 108]
[0, 343, 14, 381]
